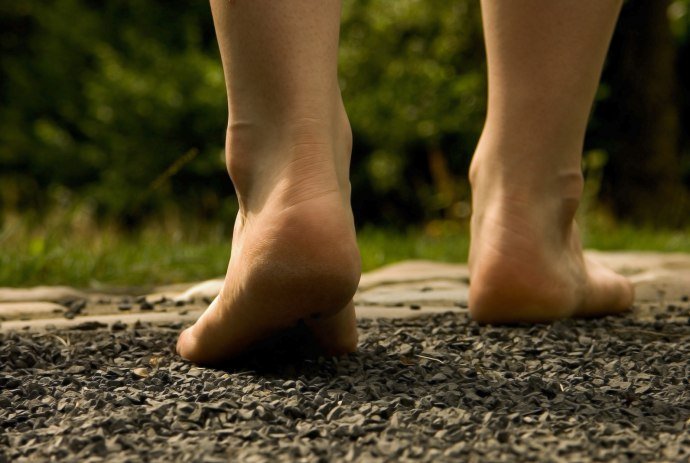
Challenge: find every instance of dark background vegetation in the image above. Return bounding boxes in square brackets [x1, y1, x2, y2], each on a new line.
[1, 0, 689, 233]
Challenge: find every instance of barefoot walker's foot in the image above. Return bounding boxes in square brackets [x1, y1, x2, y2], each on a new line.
[177, 117, 361, 364]
[468, 0, 634, 324]
[177, 0, 361, 364]
[467, 153, 634, 324]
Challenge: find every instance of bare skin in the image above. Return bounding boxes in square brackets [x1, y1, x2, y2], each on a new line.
[468, 0, 634, 323]
[178, 0, 637, 364]
[176, 0, 360, 365]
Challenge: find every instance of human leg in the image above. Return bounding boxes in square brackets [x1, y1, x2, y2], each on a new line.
[176, 0, 360, 364]
[468, 0, 634, 322]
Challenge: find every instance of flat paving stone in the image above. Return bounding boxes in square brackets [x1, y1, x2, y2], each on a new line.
[0, 286, 86, 303]
[358, 260, 470, 291]
[171, 279, 224, 303]
[1, 251, 690, 330]
[354, 306, 464, 319]
[0, 302, 66, 320]
[0, 311, 202, 332]
[586, 251, 690, 275]
[356, 288, 469, 307]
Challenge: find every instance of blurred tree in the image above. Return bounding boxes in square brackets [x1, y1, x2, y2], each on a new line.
[595, 0, 690, 225]
[669, 0, 690, 191]
[1, 0, 689, 228]
[340, 0, 485, 225]
[0, 0, 232, 225]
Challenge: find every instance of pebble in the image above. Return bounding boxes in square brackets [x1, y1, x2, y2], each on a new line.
[111, 321, 127, 331]
[139, 301, 154, 311]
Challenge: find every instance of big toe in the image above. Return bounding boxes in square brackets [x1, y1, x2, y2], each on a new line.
[176, 295, 249, 365]
[176, 325, 202, 363]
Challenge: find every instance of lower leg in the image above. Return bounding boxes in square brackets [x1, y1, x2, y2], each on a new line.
[469, 0, 634, 322]
[177, 0, 360, 364]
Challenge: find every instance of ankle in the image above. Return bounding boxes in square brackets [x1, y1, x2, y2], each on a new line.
[470, 138, 584, 210]
[225, 109, 352, 200]
[470, 154, 585, 249]
[472, 119, 584, 175]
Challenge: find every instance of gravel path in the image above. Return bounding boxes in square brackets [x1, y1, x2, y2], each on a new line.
[2, 304, 689, 462]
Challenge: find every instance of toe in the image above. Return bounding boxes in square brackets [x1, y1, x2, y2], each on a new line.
[176, 326, 197, 362]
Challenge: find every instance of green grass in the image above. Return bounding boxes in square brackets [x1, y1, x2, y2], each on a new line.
[1, 215, 689, 288]
[0, 220, 469, 288]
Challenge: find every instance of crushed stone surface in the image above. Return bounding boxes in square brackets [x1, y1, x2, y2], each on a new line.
[1, 306, 690, 462]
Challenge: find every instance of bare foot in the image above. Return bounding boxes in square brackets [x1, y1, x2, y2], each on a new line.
[468, 152, 634, 324]
[176, 115, 361, 365]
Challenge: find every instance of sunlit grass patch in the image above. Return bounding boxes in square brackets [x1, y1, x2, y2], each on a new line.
[358, 222, 469, 271]
[1, 212, 688, 288]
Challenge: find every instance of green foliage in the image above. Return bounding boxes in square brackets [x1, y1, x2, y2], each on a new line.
[0, 0, 486, 226]
[0, 1, 231, 222]
[1, 0, 689, 228]
[0, 201, 466, 286]
[341, 1, 484, 223]
[669, 0, 690, 41]
[2, 214, 690, 287]
[341, 1, 484, 152]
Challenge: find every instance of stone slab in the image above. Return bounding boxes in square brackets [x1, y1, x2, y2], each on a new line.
[0, 302, 66, 320]
[355, 306, 464, 319]
[0, 286, 86, 303]
[172, 279, 224, 303]
[0, 251, 688, 332]
[356, 288, 469, 307]
[585, 250, 690, 275]
[0, 310, 203, 332]
[358, 260, 470, 291]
